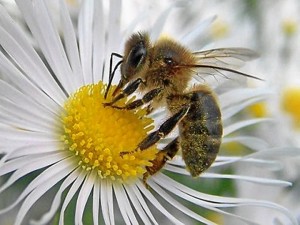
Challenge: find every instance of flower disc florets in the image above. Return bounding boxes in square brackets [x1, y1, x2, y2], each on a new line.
[61, 82, 157, 182]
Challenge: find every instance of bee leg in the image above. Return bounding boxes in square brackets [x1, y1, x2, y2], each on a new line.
[109, 88, 162, 110]
[103, 78, 144, 107]
[145, 105, 154, 115]
[120, 105, 189, 157]
[143, 138, 180, 188]
[138, 105, 189, 150]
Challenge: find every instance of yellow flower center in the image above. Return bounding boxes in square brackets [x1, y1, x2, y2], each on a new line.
[248, 101, 268, 118]
[211, 19, 230, 40]
[61, 81, 157, 182]
[282, 19, 297, 37]
[281, 87, 300, 128]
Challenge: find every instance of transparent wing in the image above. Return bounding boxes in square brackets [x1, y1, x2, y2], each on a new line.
[190, 48, 261, 82]
[193, 48, 259, 67]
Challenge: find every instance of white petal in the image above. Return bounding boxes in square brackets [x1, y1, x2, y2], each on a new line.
[0, 96, 55, 129]
[0, 100, 55, 133]
[0, 156, 74, 215]
[180, 15, 217, 48]
[14, 161, 75, 225]
[203, 173, 292, 187]
[222, 96, 267, 121]
[150, 1, 185, 41]
[92, 0, 105, 82]
[219, 88, 272, 110]
[107, 0, 122, 52]
[33, 0, 78, 93]
[245, 147, 300, 160]
[78, 0, 94, 84]
[102, 0, 122, 84]
[30, 168, 81, 225]
[75, 171, 96, 225]
[0, 126, 57, 150]
[215, 148, 300, 169]
[0, 114, 45, 134]
[0, 138, 57, 154]
[214, 156, 281, 170]
[0, 53, 62, 114]
[0, 4, 66, 104]
[58, 170, 87, 225]
[166, 154, 282, 171]
[148, 178, 217, 225]
[122, 8, 148, 39]
[222, 136, 270, 151]
[0, 79, 59, 120]
[136, 180, 184, 225]
[59, 0, 84, 87]
[16, 0, 77, 94]
[153, 172, 252, 206]
[5, 142, 61, 160]
[151, 174, 253, 224]
[92, 174, 100, 225]
[224, 118, 272, 136]
[0, 154, 34, 173]
[125, 184, 158, 225]
[213, 147, 300, 169]
[101, 179, 115, 225]
[113, 183, 138, 225]
[163, 164, 291, 187]
[152, 173, 297, 225]
[0, 152, 66, 178]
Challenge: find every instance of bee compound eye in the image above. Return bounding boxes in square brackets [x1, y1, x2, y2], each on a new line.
[129, 42, 147, 68]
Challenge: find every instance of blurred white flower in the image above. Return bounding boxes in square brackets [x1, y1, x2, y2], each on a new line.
[197, 1, 300, 224]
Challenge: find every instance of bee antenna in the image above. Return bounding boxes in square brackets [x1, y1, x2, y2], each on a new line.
[104, 52, 123, 99]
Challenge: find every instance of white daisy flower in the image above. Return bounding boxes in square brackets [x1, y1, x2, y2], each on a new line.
[224, 1, 300, 224]
[0, 0, 298, 225]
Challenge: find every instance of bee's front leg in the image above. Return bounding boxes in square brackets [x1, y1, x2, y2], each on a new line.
[110, 88, 162, 111]
[103, 78, 144, 107]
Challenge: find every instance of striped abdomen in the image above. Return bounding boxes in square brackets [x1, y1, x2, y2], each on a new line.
[178, 87, 222, 177]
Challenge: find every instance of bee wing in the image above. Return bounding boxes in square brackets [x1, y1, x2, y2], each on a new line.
[191, 48, 261, 81]
[193, 48, 259, 67]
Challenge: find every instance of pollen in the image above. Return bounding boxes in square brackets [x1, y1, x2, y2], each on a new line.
[281, 86, 300, 128]
[61, 81, 157, 182]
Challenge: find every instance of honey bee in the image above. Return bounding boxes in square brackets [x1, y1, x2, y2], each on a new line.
[103, 32, 261, 183]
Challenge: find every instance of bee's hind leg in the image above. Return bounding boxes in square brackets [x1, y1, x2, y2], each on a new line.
[143, 137, 180, 187]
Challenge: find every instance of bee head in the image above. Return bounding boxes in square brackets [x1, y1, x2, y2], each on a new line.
[112, 32, 151, 96]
